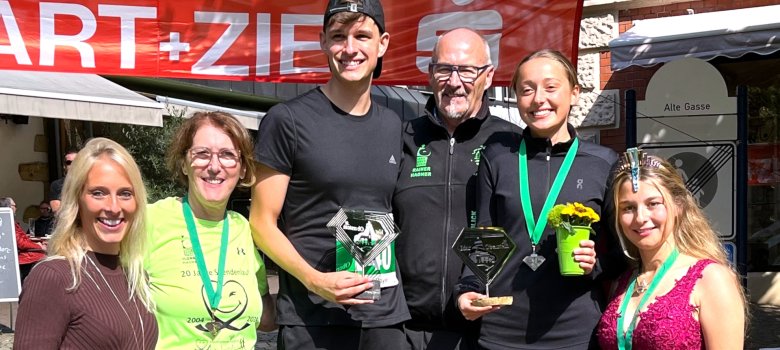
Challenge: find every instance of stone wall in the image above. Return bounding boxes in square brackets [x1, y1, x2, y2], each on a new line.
[574, 10, 620, 132]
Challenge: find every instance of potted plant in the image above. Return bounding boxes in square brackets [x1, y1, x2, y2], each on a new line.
[547, 202, 600, 275]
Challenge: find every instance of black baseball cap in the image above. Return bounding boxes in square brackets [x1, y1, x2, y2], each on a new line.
[323, 0, 386, 79]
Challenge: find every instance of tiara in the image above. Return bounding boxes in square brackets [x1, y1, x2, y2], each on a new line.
[617, 148, 662, 192]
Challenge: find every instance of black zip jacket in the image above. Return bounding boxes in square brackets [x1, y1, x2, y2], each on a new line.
[457, 125, 626, 349]
[394, 95, 522, 331]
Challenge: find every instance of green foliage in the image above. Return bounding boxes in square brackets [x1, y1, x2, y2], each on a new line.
[748, 84, 780, 143]
[110, 110, 187, 202]
[547, 202, 600, 232]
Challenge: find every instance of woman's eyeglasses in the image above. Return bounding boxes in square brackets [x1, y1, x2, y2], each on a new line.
[189, 147, 241, 168]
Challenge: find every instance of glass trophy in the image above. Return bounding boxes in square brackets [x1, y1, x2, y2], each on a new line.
[452, 227, 516, 306]
[327, 208, 400, 300]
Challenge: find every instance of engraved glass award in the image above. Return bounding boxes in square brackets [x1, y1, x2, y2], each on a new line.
[327, 208, 400, 300]
[453, 227, 516, 306]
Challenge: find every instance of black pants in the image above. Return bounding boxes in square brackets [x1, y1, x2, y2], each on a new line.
[279, 324, 405, 350]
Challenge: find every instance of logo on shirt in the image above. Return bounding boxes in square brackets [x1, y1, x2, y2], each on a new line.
[411, 144, 432, 178]
[389, 155, 397, 164]
[472, 145, 486, 166]
[194, 279, 251, 335]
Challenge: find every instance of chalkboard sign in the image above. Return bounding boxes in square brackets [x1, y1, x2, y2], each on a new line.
[0, 207, 22, 302]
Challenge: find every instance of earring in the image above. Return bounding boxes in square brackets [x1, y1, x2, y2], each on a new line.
[617, 231, 637, 261]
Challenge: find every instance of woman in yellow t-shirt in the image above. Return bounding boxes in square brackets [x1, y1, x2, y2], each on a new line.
[145, 111, 276, 349]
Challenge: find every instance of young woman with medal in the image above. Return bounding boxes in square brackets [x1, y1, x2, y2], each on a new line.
[456, 49, 626, 349]
[145, 112, 276, 349]
[596, 150, 746, 349]
[15, 138, 158, 349]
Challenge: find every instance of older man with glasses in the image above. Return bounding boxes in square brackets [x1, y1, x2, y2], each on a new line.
[393, 28, 522, 350]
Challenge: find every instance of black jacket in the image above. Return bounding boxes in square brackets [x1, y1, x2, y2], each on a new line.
[457, 125, 626, 349]
[394, 95, 521, 331]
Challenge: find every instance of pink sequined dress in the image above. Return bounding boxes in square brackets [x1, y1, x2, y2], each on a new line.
[596, 259, 715, 350]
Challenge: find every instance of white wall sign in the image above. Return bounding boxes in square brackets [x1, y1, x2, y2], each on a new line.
[637, 58, 737, 144]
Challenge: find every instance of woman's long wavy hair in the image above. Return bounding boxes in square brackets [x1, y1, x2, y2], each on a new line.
[610, 153, 748, 326]
[47, 137, 154, 311]
[611, 155, 727, 264]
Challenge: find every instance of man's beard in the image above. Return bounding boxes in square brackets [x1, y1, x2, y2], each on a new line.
[442, 94, 471, 120]
[442, 101, 469, 120]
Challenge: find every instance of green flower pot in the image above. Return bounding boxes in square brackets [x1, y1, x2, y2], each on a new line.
[555, 225, 592, 276]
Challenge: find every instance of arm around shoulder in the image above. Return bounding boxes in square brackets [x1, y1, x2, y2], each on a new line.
[698, 262, 746, 349]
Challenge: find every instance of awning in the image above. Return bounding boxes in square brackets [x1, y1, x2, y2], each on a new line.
[0, 70, 164, 126]
[609, 5, 780, 71]
[155, 95, 265, 130]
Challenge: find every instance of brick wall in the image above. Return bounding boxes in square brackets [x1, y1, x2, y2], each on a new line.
[598, 0, 780, 152]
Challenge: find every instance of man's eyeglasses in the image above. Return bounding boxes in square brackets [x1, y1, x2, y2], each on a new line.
[39, 207, 51, 211]
[64, 160, 73, 166]
[430, 63, 491, 83]
[189, 147, 241, 168]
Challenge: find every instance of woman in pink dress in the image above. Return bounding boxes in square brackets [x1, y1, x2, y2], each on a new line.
[596, 149, 746, 349]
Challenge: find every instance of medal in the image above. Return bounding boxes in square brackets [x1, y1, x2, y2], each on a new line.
[518, 138, 579, 271]
[206, 317, 223, 337]
[183, 195, 229, 338]
[523, 245, 546, 271]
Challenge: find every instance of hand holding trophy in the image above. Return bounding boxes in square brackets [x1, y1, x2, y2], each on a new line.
[327, 208, 400, 301]
[453, 227, 516, 306]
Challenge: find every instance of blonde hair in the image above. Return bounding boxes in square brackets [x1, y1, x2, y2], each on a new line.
[47, 137, 154, 311]
[611, 155, 727, 264]
[611, 153, 749, 326]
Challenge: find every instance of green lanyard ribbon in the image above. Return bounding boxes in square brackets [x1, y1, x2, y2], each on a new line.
[616, 248, 680, 350]
[182, 195, 229, 311]
[518, 138, 579, 246]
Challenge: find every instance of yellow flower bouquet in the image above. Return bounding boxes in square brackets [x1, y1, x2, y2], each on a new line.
[547, 202, 600, 276]
[547, 202, 600, 232]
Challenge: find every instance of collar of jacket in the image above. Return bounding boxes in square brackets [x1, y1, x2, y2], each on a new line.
[521, 123, 579, 155]
[423, 93, 491, 134]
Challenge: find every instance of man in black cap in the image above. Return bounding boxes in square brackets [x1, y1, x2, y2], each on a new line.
[251, 0, 409, 349]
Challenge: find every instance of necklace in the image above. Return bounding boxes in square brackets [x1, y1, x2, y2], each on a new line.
[635, 277, 648, 294]
[86, 254, 145, 350]
[616, 248, 680, 350]
[635, 270, 653, 294]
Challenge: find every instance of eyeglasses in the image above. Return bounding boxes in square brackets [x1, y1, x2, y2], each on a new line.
[429, 63, 491, 83]
[64, 160, 73, 166]
[189, 147, 241, 168]
[39, 207, 51, 211]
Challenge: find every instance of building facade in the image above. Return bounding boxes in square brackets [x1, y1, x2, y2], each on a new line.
[580, 0, 780, 304]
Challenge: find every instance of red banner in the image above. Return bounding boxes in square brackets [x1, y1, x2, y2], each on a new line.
[0, 0, 582, 86]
